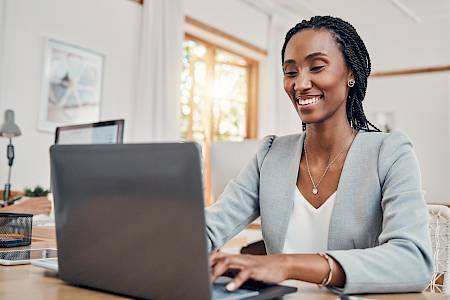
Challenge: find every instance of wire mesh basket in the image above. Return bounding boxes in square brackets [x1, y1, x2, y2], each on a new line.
[0, 213, 33, 247]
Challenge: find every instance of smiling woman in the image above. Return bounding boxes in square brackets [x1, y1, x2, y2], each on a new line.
[281, 20, 379, 133]
[205, 16, 433, 295]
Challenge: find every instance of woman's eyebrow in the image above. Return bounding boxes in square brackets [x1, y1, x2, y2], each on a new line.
[304, 51, 328, 61]
[283, 59, 296, 65]
[283, 52, 328, 66]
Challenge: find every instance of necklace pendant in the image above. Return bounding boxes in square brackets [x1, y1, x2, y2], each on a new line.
[312, 188, 318, 195]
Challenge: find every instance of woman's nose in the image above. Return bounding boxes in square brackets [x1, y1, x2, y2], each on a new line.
[294, 74, 312, 91]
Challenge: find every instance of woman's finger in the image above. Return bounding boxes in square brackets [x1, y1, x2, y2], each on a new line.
[210, 257, 231, 282]
[226, 269, 252, 291]
[211, 258, 244, 281]
[209, 251, 226, 266]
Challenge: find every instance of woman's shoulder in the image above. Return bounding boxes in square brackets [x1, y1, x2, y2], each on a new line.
[357, 130, 414, 149]
[357, 130, 418, 175]
[258, 133, 303, 149]
[263, 132, 303, 144]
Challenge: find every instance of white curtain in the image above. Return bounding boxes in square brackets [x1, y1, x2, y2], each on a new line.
[132, 0, 184, 142]
[259, 14, 301, 137]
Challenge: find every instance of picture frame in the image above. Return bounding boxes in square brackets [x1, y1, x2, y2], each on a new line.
[39, 38, 104, 133]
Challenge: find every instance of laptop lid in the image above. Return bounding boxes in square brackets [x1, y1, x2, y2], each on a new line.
[50, 143, 211, 299]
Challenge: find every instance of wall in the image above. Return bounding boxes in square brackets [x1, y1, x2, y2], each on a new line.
[365, 73, 450, 204]
[183, 0, 268, 50]
[0, 0, 141, 189]
[363, 20, 450, 72]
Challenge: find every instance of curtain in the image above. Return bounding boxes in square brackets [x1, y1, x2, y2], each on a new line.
[132, 0, 184, 142]
[259, 14, 300, 137]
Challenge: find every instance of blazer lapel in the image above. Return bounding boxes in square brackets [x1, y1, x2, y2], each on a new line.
[260, 133, 305, 254]
[327, 130, 363, 250]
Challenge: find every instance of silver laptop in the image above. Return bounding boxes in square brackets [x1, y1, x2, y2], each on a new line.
[49, 143, 297, 300]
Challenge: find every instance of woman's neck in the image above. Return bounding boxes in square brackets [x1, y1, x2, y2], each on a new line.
[304, 119, 355, 160]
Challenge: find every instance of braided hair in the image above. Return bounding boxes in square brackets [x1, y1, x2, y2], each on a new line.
[282, 16, 380, 132]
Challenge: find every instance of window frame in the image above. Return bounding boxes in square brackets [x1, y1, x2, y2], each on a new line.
[182, 33, 259, 205]
[183, 33, 258, 140]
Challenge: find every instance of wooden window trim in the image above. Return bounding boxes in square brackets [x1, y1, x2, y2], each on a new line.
[184, 35, 259, 205]
[185, 33, 259, 140]
[129, 0, 267, 57]
[371, 65, 450, 77]
[185, 16, 267, 57]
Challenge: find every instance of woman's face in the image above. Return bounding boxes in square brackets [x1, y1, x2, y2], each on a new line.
[283, 29, 352, 127]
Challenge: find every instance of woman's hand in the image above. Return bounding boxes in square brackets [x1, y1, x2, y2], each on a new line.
[1, 197, 52, 215]
[209, 252, 290, 291]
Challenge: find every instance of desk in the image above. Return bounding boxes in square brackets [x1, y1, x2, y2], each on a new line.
[0, 229, 448, 300]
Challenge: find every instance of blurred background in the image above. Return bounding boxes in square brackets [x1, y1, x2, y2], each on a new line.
[0, 0, 448, 205]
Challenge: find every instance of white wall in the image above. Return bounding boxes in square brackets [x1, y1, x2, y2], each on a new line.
[363, 20, 450, 72]
[365, 73, 450, 204]
[0, 0, 5, 101]
[0, 0, 141, 189]
[183, 0, 268, 50]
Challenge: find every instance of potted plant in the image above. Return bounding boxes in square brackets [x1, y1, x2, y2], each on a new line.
[24, 186, 50, 198]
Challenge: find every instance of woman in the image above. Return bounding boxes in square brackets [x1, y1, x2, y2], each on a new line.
[206, 16, 432, 294]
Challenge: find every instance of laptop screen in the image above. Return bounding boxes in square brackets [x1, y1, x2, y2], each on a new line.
[54, 119, 124, 144]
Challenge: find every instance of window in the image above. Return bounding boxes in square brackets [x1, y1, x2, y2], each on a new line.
[180, 34, 258, 204]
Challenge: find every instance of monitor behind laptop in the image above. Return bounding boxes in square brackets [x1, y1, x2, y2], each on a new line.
[54, 119, 124, 144]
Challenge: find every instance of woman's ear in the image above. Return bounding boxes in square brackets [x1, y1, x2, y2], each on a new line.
[347, 72, 355, 88]
[347, 71, 354, 82]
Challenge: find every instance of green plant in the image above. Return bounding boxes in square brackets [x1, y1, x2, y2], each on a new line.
[24, 186, 50, 197]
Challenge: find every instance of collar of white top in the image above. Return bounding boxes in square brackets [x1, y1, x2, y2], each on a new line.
[295, 187, 337, 211]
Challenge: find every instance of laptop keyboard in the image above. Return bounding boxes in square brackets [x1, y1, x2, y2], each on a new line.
[212, 277, 259, 300]
[32, 261, 258, 299]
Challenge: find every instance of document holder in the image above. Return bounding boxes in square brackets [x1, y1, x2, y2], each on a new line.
[0, 213, 33, 247]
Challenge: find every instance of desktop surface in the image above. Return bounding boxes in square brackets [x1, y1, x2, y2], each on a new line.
[0, 236, 447, 300]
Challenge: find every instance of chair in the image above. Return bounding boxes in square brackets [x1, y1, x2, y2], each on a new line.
[211, 139, 260, 202]
[211, 139, 265, 254]
[427, 204, 450, 294]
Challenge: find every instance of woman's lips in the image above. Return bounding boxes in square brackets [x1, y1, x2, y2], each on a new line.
[296, 95, 323, 110]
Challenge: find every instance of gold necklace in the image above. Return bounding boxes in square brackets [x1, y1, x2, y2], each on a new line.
[304, 130, 356, 195]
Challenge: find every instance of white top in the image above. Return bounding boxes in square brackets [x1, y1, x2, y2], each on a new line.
[282, 187, 337, 254]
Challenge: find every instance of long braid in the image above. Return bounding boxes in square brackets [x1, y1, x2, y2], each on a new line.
[282, 16, 381, 132]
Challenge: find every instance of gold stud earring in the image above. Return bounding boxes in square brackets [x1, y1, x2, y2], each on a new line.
[347, 79, 355, 87]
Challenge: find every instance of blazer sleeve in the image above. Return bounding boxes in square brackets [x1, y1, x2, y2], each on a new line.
[326, 132, 433, 294]
[205, 135, 275, 252]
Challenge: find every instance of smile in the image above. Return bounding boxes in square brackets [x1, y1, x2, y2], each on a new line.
[296, 95, 323, 106]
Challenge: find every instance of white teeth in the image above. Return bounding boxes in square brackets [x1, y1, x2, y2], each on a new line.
[296, 96, 321, 105]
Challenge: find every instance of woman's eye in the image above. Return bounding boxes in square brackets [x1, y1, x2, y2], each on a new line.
[284, 71, 297, 77]
[310, 65, 325, 72]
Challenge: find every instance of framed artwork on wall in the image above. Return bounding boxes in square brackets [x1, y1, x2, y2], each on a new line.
[39, 39, 104, 132]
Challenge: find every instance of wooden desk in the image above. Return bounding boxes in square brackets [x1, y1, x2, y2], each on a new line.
[0, 230, 448, 300]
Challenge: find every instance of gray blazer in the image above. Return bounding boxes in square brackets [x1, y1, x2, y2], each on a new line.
[205, 130, 433, 294]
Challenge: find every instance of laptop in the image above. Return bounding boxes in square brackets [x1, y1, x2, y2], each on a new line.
[49, 143, 297, 300]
